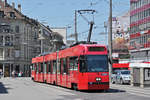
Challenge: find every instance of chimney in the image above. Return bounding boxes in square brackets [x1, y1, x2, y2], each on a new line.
[18, 4, 21, 12]
[12, 2, 15, 9]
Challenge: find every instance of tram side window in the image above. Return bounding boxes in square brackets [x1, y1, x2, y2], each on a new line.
[48, 61, 51, 73]
[35, 63, 38, 72]
[46, 62, 49, 73]
[69, 56, 78, 71]
[53, 60, 56, 74]
[32, 64, 34, 70]
[44, 62, 47, 73]
[60, 59, 62, 74]
[57, 59, 61, 74]
[79, 55, 86, 72]
[62, 58, 67, 74]
[37, 63, 40, 73]
[69, 57, 74, 70]
[40, 63, 43, 73]
[66, 58, 69, 74]
[74, 57, 78, 70]
[33, 64, 36, 71]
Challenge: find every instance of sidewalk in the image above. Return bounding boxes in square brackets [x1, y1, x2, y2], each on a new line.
[110, 83, 150, 98]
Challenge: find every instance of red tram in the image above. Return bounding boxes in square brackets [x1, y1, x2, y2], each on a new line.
[31, 43, 109, 90]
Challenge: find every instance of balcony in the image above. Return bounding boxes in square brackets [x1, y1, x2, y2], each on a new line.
[0, 42, 14, 48]
[0, 56, 15, 61]
[0, 24, 13, 34]
[0, 29, 13, 34]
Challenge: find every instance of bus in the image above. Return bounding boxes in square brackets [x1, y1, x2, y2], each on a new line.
[31, 43, 109, 90]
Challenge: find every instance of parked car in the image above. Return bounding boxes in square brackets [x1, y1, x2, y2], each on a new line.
[111, 70, 131, 84]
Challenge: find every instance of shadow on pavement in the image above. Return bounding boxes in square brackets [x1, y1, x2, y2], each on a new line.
[0, 82, 8, 94]
[79, 88, 126, 93]
[107, 88, 126, 93]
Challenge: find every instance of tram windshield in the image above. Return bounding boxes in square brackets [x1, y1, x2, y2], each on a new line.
[80, 55, 108, 72]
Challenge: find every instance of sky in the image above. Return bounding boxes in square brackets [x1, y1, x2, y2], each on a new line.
[8, 0, 130, 45]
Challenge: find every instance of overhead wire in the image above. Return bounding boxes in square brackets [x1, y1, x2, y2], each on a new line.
[68, 0, 130, 42]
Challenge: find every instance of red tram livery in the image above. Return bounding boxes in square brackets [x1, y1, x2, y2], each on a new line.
[31, 43, 109, 90]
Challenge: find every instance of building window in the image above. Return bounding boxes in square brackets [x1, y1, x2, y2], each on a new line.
[0, 36, 3, 46]
[34, 31, 37, 39]
[5, 36, 11, 46]
[10, 12, 15, 18]
[6, 48, 11, 58]
[0, 11, 4, 18]
[0, 48, 3, 58]
[15, 26, 19, 33]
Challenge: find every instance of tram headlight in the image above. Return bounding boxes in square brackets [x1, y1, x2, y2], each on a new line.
[96, 77, 101, 81]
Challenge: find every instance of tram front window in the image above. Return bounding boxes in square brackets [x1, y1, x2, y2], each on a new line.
[80, 55, 108, 72]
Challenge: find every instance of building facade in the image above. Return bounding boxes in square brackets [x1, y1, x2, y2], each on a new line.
[129, 0, 150, 62]
[0, 0, 64, 77]
[112, 12, 130, 61]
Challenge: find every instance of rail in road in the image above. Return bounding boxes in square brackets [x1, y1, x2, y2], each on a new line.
[110, 84, 150, 98]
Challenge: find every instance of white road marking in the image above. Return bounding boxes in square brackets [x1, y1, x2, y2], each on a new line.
[74, 98, 84, 100]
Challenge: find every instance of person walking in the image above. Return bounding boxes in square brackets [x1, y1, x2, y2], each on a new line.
[12, 70, 15, 77]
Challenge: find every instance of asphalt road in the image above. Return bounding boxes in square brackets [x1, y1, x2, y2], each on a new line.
[0, 78, 150, 100]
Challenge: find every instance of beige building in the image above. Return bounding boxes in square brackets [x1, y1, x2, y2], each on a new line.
[0, 0, 64, 77]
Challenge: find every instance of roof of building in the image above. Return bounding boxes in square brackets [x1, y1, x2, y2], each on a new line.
[0, 0, 64, 42]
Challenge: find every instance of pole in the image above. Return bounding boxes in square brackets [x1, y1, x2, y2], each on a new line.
[104, 22, 107, 45]
[10, 64, 11, 77]
[3, 64, 5, 77]
[75, 10, 78, 43]
[109, 0, 113, 76]
[41, 39, 43, 54]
